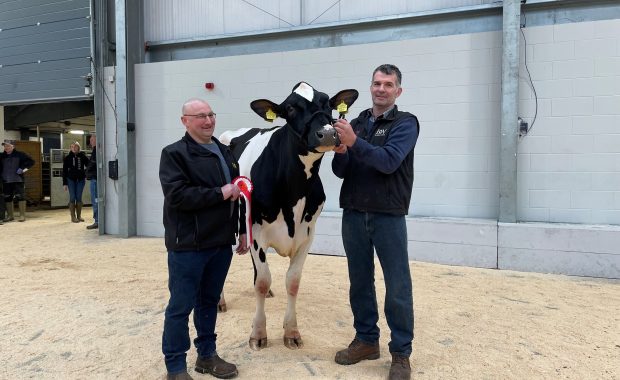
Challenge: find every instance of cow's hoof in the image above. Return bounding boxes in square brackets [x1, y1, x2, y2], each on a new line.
[217, 303, 227, 313]
[249, 337, 268, 350]
[266, 289, 275, 298]
[283, 336, 304, 349]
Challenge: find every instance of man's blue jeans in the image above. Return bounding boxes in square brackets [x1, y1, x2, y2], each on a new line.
[162, 246, 233, 374]
[89, 179, 98, 222]
[342, 209, 414, 357]
[66, 178, 85, 203]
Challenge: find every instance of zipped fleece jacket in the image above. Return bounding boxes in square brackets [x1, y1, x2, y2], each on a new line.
[334, 106, 419, 215]
[62, 151, 90, 185]
[159, 133, 244, 251]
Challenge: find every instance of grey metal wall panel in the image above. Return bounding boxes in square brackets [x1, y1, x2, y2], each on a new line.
[143, 0, 495, 42]
[0, 8, 89, 29]
[0, 27, 89, 50]
[0, 57, 89, 76]
[0, 0, 92, 104]
[0, 0, 89, 20]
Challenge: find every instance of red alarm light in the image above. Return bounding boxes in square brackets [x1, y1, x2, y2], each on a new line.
[205, 82, 215, 90]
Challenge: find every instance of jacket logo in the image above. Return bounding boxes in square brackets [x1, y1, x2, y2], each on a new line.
[374, 129, 387, 137]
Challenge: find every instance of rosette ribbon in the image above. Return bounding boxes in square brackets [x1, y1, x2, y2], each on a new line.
[232, 176, 254, 243]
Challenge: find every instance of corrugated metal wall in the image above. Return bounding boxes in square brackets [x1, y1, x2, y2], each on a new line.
[144, 0, 495, 42]
[0, 0, 92, 105]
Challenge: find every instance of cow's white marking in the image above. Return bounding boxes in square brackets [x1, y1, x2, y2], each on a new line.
[254, 197, 322, 257]
[219, 128, 252, 145]
[294, 82, 314, 103]
[298, 151, 324, 179]
[234, 128, 279, 178]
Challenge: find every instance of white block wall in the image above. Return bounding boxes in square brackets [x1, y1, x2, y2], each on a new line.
[517, 19, 620, 225]
[133, 29, 504, 238]
[116, 18, 620, 278]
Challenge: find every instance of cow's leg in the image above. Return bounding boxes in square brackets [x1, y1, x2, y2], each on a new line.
[282, 249, 308, 349]
[249, 247, 272, 350]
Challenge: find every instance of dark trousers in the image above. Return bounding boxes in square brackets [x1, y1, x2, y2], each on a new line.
[162, 246, 233, 374]
[90, 179, 98, 222]
[342, 209, 414, 357]
[3, 181, 25, 202]
[0, 183, 5, 219]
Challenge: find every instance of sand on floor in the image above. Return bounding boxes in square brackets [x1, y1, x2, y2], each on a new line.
[0, 208, 618, 379]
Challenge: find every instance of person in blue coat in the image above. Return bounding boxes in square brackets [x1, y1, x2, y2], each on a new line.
[332, 64, 420, 380]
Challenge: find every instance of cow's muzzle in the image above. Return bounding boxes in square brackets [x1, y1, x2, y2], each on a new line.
[315, 126, 339, 147]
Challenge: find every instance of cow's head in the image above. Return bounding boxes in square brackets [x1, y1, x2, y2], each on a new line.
[250, 82, 358, 153]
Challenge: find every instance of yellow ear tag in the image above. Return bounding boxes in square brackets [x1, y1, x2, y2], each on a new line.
[337, 101, 348, 114]
[265, 109, 277, 122]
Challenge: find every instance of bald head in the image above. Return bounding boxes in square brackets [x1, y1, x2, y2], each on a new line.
[182, 98, 210, 115]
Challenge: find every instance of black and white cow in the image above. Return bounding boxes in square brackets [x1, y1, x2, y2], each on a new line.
[219, 82, 358, 350]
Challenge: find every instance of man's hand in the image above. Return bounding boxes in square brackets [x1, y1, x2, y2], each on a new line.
[333, 144, 347, 154]
[236, 233, 249, 254]
[334, 119, 356, 148]
[63, 185, 68, 192]
[221, 183, 241, 201]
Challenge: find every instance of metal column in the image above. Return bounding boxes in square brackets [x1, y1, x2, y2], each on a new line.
[499, 0, 521, 223]
[115, 0, 136, 237]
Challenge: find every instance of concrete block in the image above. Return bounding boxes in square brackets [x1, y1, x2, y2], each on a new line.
[593, 96, 620, 115]
[499, 247, 619, 278]
[591, 172, 620, 191]
[553, 21, 595, 42]
[529, 190, 571, 208]
[552, 135, 593, 154]
[552, 59, 594, 79]
[574, 38, 618, 59]
[551, 97, 593, 117]
[573, 77, 620, 97]
[595, 57, 620, 76]
[533, 41, 574, 62]
[593, 134, 620, 154]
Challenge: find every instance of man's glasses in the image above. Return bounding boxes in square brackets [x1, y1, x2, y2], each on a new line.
[184, 113, 216, 119]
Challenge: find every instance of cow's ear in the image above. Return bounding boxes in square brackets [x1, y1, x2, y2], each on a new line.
[329, 89, 359, 114]
[251, 99, 282, 122]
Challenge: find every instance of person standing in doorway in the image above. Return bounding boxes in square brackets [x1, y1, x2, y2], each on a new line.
[0, 156, 5, 225]
[331, 64, 420, 380]
[159, 98, 248, 380]
[1, 140, 35, 222]
[86, 135, 98, 229]
[63, 141, 89, 223]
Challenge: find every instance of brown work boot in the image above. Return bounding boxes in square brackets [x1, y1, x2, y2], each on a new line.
[388, 354, 411, 380]
[195, 354, 238, 379]
[334, 338, 380, 365]
[166, 371, 193, 380]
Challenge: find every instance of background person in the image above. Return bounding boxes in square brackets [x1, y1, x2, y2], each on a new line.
[1, 140, 35, 222]
[86, 135, 98, 229]
[159, 98, 248, 380]
[331, 64, 420, 380]
[0, 158, 4, 225]
[63, 141, 89, 223]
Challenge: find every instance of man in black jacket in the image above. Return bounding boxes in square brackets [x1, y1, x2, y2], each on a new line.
[1, 140, 35, 222]
[159, 98, 248, 380]
[0, 156, 4, 224]
[332, 64, 419, 380]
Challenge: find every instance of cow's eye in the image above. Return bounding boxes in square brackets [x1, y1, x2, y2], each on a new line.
[286, 105, 297, 119]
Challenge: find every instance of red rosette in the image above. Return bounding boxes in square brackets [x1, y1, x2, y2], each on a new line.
[232, 176, 253, 242]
